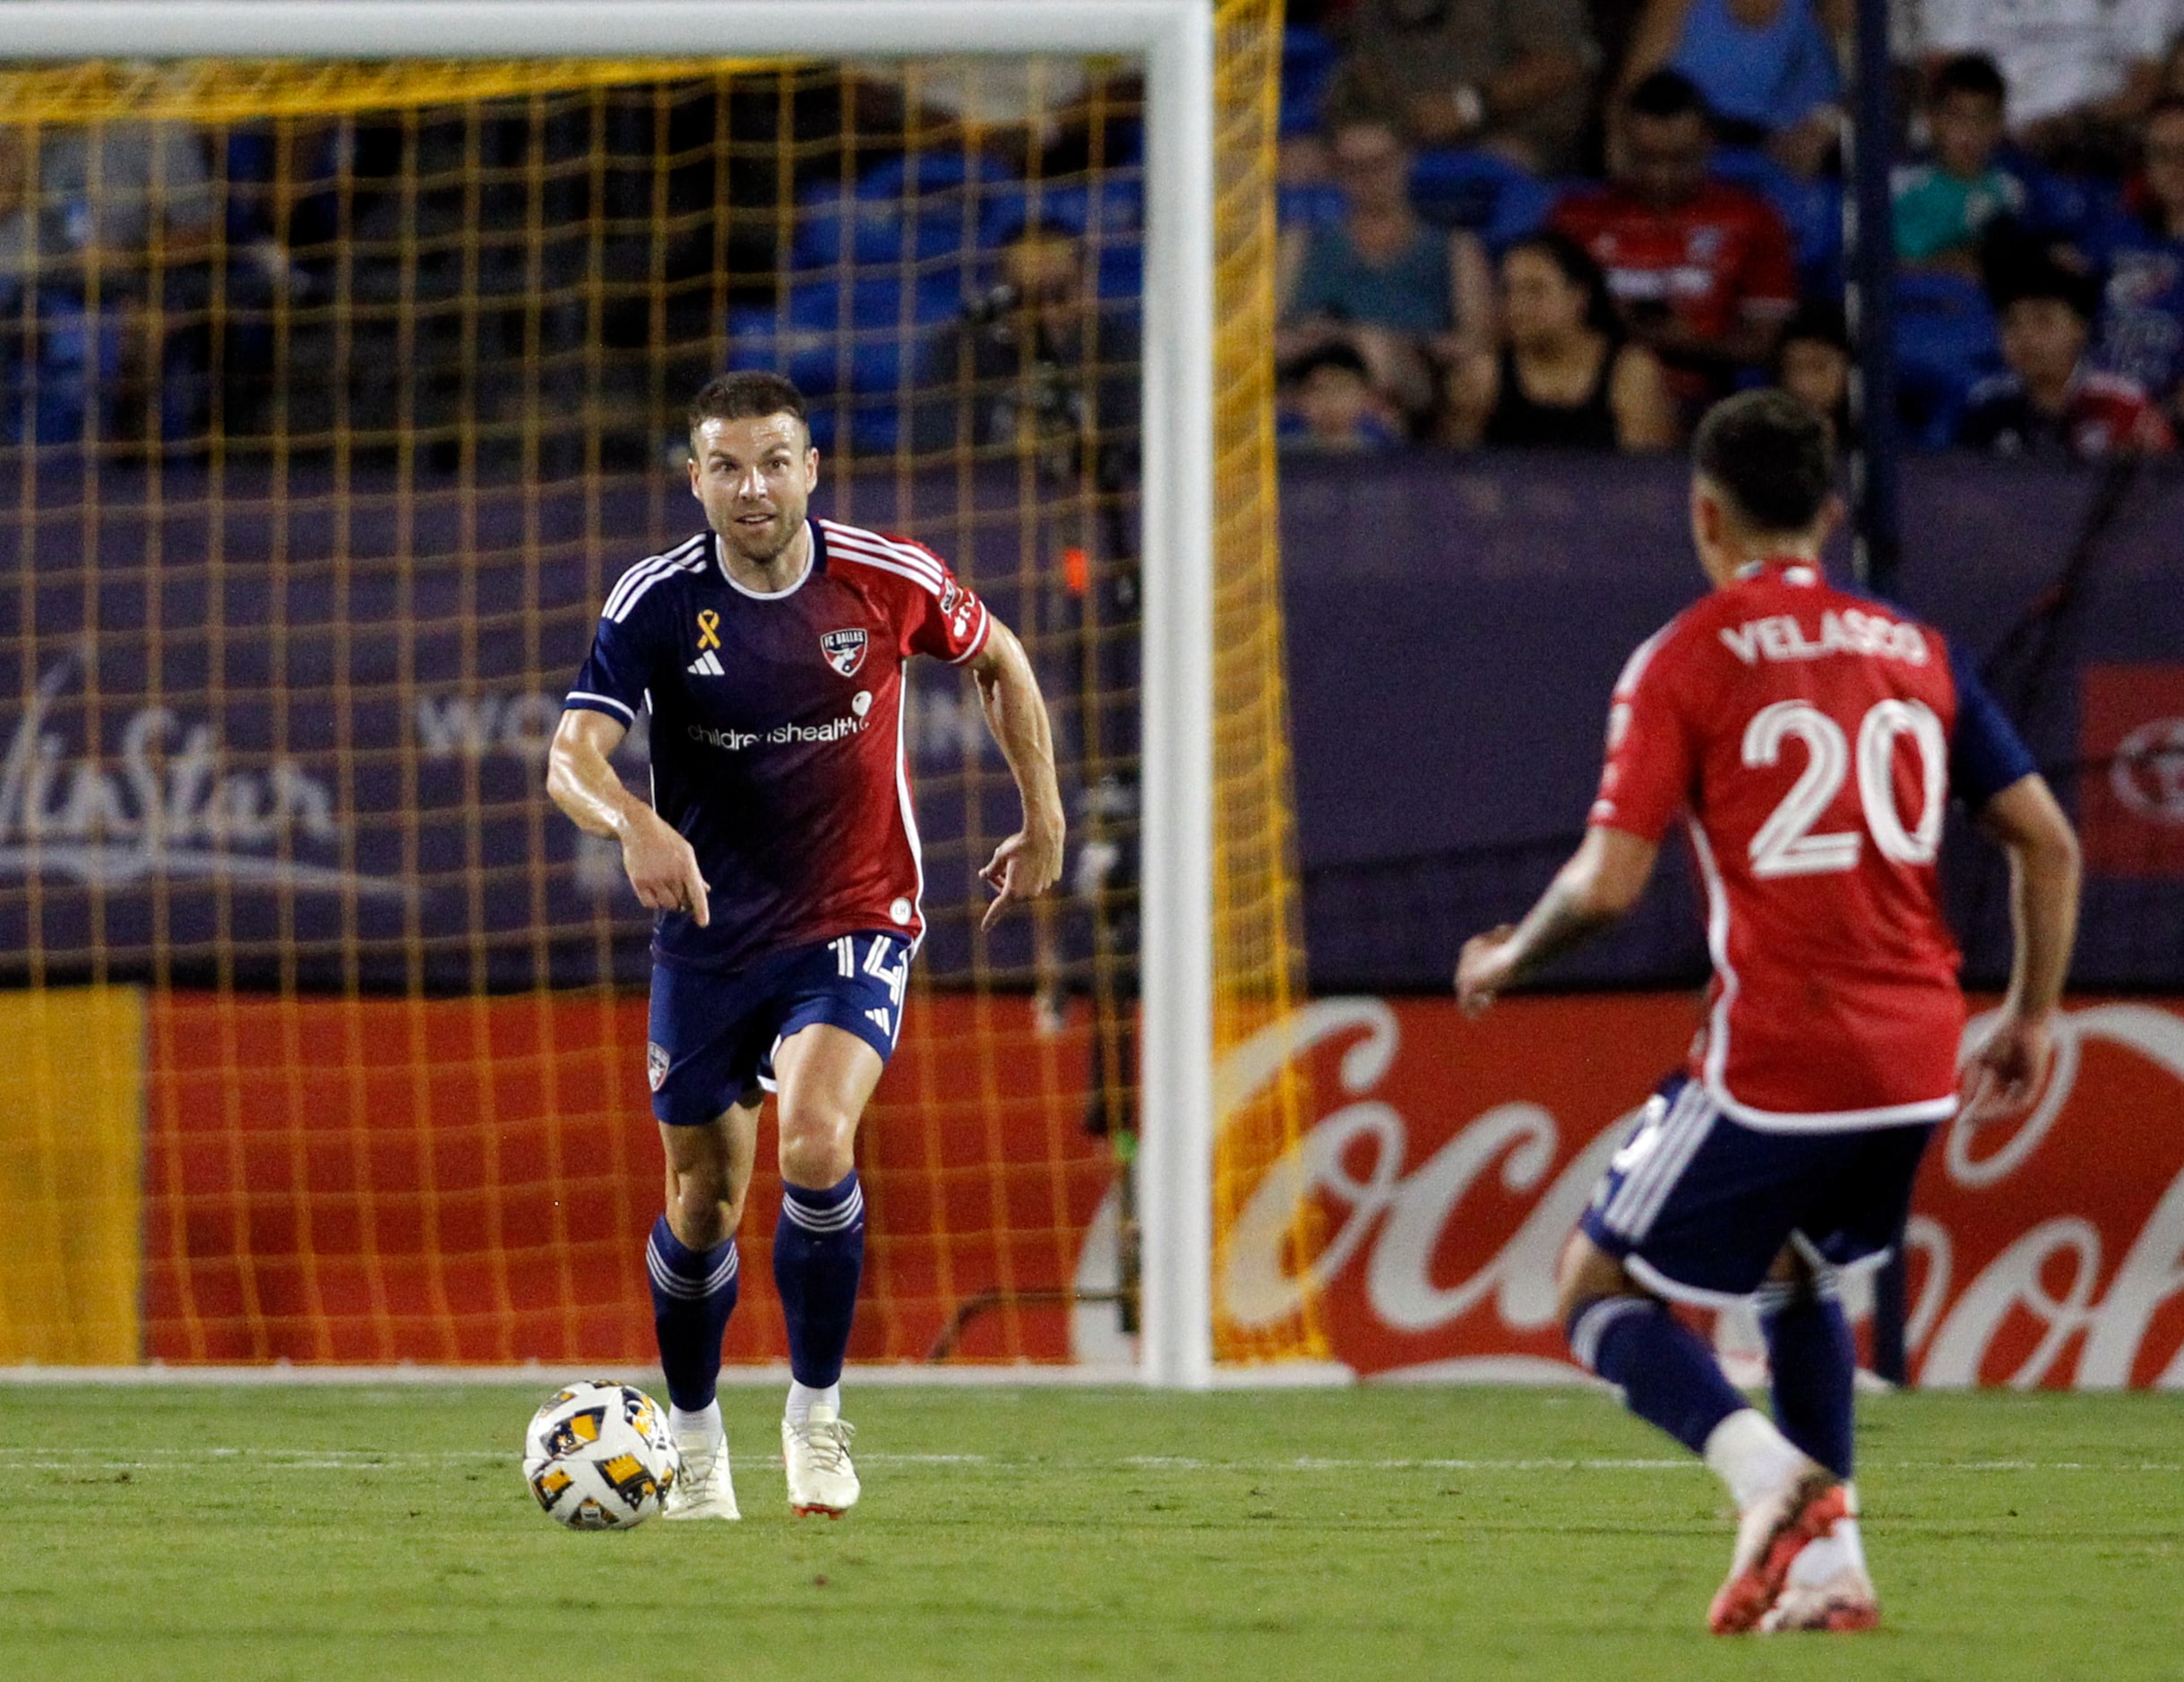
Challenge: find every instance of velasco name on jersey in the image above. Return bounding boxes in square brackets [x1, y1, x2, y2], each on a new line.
[1717, 606, 1930, 669]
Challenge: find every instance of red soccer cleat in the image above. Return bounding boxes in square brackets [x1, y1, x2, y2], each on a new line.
[1707, 1474, 1850, 1635]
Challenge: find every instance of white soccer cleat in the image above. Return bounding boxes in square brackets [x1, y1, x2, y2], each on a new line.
[1707, 1465, 1846, 1634]
[1760, 1497, 1880, 1632]
[782, 1404, 859, 1516]
[663, 1429, 741, 1521]
[1759, 1567, 1881, 1633]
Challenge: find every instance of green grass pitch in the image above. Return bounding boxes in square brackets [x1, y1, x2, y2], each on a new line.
[5, 1384, 2179, 1680]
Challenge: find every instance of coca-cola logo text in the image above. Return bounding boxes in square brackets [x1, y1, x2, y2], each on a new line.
[1211, 997, 2184, 1388]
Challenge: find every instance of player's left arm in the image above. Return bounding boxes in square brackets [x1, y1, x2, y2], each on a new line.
[1949, 652, 2082, 1120]
[1456, 827, 1657, 1015]
[967, 617, 1067, 931]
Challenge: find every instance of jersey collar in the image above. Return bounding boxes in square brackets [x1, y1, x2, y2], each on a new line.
[1735, 555, 1823, 587]
[715, 522, 819, 600]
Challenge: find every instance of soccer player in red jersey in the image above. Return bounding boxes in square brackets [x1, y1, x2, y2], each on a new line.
[547, 373, 1064, 1519]
[1552, 71, 1799, 414]
[1457, 390, 2081, 1632]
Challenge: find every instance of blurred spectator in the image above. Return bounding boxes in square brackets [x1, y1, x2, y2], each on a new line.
[1959, 259, 2175, 456]
[1895, 55, 2032, 279]
[1445, 229, 1677, 449]
[913, 218, 1141, 476]
[1552, 72, 1799, 413]
[2165, 29, 2184, 102]
[1922, 0, 2175, 168]
[1617, 0, 1846, 178]
[1278, 341, 1406, 451]
[1322, 0, 1598, 176]
[1277, 116, 1493, 425]
[1772, 297, 1852, 446]
[2089, 96, 2184, 425]
[0, 125, 28, 282]
[0, 118, 219, 441]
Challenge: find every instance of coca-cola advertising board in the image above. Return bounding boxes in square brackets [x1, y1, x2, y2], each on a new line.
[1201, 996, 2184, 1389]
[2077, 664, 2184, 879]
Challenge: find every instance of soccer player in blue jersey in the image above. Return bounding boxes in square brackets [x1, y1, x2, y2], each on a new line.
[546, 372, 1065, 1518]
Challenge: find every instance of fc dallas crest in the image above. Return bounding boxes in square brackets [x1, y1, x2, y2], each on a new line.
[821, 627, 868, 677]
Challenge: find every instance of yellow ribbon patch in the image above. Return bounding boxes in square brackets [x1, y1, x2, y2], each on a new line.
[697, 609, 721, 650]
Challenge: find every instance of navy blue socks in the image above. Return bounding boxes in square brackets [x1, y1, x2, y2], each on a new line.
[646, 1214, 741, 1414]
[775, 1171, 866, 1390]
[1757, 1277, 1856, 1478]
[1569, 1294, 1748, 1456]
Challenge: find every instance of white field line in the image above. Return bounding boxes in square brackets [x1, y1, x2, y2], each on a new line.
[0, 1365, 1143, 1388]
[11, 1448, 2180, 1473]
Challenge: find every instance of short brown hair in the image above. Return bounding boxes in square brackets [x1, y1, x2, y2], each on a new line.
[1692, 389, 1834, 533]
[687, 371, 808, 436]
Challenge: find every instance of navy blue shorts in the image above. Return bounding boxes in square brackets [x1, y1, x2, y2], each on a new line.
[646, 931, 910, 1127]
[1578, 1074, 1936, 1302]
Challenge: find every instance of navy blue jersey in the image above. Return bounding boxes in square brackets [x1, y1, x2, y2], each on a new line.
[565, 519, 992, 973]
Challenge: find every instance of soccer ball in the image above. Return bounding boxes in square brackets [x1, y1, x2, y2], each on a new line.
[523, 1380, 680, 1530]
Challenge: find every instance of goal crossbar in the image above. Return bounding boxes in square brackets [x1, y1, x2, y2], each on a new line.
[0, 0, 1221, 1390]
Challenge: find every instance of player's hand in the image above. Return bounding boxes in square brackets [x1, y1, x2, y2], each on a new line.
[1456, 925, 1518, 1018]
[980, 824, 1063, 931]
[621, 811, 710, 927]
[1958, 1008, 2054, 1125]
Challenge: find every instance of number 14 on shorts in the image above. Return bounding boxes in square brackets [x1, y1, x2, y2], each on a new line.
[832, 935, 907, 1039]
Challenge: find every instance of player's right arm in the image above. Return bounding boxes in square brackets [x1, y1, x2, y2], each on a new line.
[549, 573, 710, 925]
[1457, 825, 1657, 1014]
[1457, 624, 1690, 1014]
[546, 709, 711, 926]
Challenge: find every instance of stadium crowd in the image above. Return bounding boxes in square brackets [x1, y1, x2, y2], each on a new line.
[4, 10, 2184, 465]
[1273, 0, 2184, 458]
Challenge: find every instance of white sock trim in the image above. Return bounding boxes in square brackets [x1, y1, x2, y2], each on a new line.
[1703, 1407, 1810, 1515]
[669, 1400, 723, 1445]
[785, 1380, 841, 1428]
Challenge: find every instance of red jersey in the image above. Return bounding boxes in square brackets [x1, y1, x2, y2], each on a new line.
[1590, 561, 1970, 1131]
[1552, 182, 1797, 400]
[1959, 365, 2177, 459]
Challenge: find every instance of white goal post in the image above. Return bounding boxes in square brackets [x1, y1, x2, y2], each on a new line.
[0, 1, 1221, 1389]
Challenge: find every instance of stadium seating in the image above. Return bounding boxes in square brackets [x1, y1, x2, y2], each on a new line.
[727, 276, 966, 452]
[1419, 150, 1562, 250]
[735, 150, 1147, 453]
[0, 291, 124, 446]
[1707, 146, 1844, 299]
[1280, 24, 1337, 140]
[793, 151, 1021, 272]
[1276, 179, 1346, 230]
[1891, 270, 2006, 451]
[979, 176, 1146, 300]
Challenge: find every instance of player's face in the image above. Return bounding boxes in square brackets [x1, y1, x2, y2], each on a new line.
[688, 413, 819, 564]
